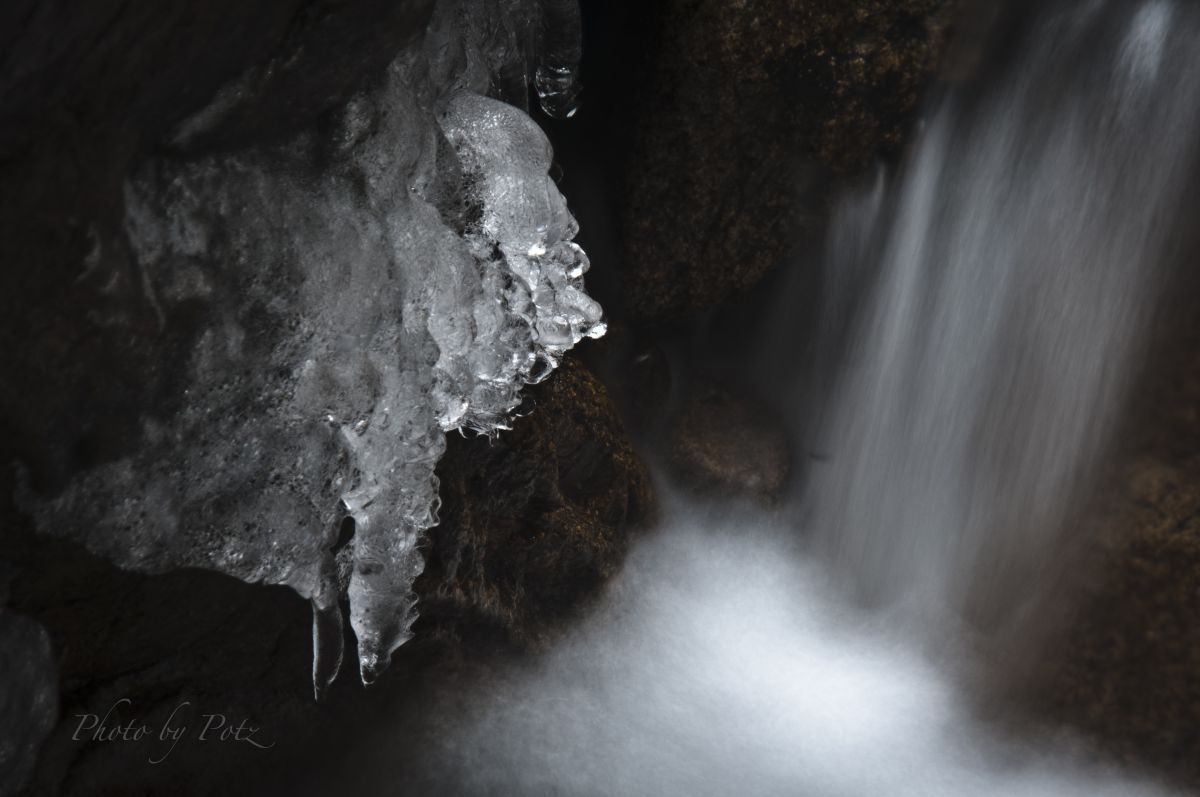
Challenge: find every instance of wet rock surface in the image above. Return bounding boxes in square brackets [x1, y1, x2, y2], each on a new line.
[666, 384, 791, 503]
[418, 358, 654, 645]
[0, 611, 56, 796]
[620, 0, 955, 323]
[1029, 318, 1200, 788]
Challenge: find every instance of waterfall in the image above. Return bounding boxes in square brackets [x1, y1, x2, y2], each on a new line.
[353, 1, 1200, 793]
[12, 0, 1194, 792]
[807, 0, 1200, 628]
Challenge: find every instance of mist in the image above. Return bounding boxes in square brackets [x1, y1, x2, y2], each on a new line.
[356, 496, 1160, 796]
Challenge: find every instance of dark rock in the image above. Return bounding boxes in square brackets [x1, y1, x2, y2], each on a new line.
[620, 0, 955, 323]
[6, 511, 323, 796]
[418, 358, 654, 645]
[666, 383, 790, 503]
[0, 610, 56, 796]
[573, 321, 675, 433]
[1025, 319, 1200, 788]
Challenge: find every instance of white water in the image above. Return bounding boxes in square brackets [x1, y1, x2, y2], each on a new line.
[807, 0, 1200, 624]
[377, 0, 1200, 793]
[411, 502, 1172, 796]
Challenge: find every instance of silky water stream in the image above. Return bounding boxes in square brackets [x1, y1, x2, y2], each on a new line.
[354, 1, 1200, 793]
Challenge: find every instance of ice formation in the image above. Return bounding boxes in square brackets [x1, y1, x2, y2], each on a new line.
[534, 0, 585, 118]
[25, 0, 600, 692]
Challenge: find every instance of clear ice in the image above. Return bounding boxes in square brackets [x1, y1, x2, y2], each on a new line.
[535, 0, 585, 118]
[24, 0, 599, 692]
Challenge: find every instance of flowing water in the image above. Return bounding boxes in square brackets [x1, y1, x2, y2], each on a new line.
[806, 0, 1200, 627]
[358, 0, 1200, 793]
[388, 503, 1174, 796]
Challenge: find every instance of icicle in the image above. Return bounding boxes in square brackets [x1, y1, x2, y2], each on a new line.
[535, 0, 584, 118]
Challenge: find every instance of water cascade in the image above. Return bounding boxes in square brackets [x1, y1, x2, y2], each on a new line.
[368, 1, 1200, 793]
[5, 0, 1198, 793]
[807, 0, 1200, 627]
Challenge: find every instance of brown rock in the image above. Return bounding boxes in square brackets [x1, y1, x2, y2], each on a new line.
[1027, 319, 1200, 787]
[419, 358, 655, 644]
[621, 0, 955, 323]
[666, 383, 790, 503]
